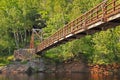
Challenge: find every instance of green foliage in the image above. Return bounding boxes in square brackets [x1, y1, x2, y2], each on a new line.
[42, 0, 120, 65]
[92, 27, 120, 64]
[21, 60, 28, 64]
[0, 0, 46, 51]
[0, 56, 10, 66]
[0, 0, 46, 64]
[7, 55, 14, 61]
[0, 0, 120, 65]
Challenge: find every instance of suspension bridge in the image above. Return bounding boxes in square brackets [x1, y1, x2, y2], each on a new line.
[14, 0, 120, 58]
[30, 0, 120, 55]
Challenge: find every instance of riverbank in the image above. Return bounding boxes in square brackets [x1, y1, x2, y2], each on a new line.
[89, 63, 120, 75]
[0, 58, 120, 75]
[0, 58, 89, 74]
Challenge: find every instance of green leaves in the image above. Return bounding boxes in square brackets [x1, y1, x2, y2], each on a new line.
[42, 0, 120, 64]
[0, 0, 42, 55]
[0, 0, 120, 65]
[92, 27, 120, 64]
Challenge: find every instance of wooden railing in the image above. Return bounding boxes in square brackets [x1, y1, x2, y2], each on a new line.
[36, 0, 120, 52]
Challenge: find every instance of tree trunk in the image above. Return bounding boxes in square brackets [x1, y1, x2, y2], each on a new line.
[20, 31, 23, 44]
[14, 31, 19, 49]
[24, 29, 27, 46]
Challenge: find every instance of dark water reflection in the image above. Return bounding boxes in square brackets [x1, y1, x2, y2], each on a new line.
[0, 73, 120, 80]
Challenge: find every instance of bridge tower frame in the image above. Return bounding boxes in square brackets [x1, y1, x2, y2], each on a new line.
[30, 29, 43, 49]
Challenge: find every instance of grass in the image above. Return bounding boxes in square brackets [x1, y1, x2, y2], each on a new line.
[0, 55, 14, 67]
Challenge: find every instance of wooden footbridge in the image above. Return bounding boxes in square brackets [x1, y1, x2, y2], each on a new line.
[29, 0, 120, 55]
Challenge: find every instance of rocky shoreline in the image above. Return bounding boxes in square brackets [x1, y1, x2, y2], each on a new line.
[89, 63, 120, 75]
[0, 59, 45, 74]
[0, 58, 120, 76]
[0, 58, 89, 74]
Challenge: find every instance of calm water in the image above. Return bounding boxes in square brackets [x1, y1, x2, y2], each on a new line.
[0, 73, 120, 80]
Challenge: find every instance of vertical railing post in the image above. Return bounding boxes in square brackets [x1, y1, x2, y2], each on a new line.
[63, 27, 65, 37]
[56, 32, 58, 41]
[53, 34, 55, 42]
[58, 31, 59, 40]
[96, 5, 100, 19]
[45, 40, 47, 48]
[84, 13, 87, 30]
[58, 30, 60, 40]
[42, 42, 44, 49]
[57, 31, 58, 41]
[62, 28, 64, 38]
[102, 0, 108, 22]
[113, 0, 116, 11]
[71, 21, 74, 33]
[91, 10, 93, 22]
[97, 6, 99, 19]
[65, 27, 67, 36]
[80, 17, 83, 29]
[76, 19, 78, 30]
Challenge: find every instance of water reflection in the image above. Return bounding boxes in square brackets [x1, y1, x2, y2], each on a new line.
[90, 73, 120, 80]
[0, 73, 120, 80]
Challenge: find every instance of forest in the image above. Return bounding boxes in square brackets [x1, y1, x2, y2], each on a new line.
[0, 0, 120, 66]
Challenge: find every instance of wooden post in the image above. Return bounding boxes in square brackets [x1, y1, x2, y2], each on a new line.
[30, 32, 34, 48]
[84, 13, 87, 30]
[102, 0, 108, 22]
[113, 0, 116, 11]
[96, 6, 98, 19]
[71, 21, 74, 33]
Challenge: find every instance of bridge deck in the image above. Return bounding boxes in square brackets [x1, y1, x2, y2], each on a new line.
[35, 0, 120, 54]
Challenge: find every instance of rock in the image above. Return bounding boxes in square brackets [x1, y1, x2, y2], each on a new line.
[0, 70, 2, 74]
[25, 67, 34, 74]
[89, 63, 120, 75]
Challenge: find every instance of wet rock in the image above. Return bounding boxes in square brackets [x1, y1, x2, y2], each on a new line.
[25, 67, 34, 74]
[89, 63, 120, 75]
[0, 70, 2, 74]
[0, 55, 90, 74]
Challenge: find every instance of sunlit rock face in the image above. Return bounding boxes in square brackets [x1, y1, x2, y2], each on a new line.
[14, 49, 35, 61]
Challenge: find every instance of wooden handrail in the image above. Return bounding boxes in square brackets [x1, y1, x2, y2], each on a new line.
[36, 0, 120, 52]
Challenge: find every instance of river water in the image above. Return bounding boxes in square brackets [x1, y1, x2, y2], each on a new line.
[0, 73, 120, 80]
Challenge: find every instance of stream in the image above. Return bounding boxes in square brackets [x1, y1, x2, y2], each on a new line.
[0, 73, 120, 80]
